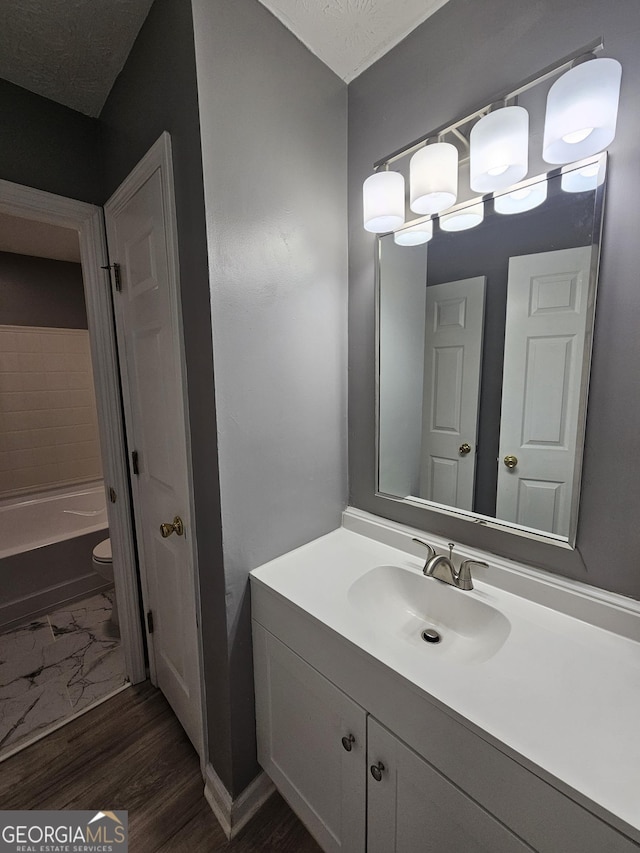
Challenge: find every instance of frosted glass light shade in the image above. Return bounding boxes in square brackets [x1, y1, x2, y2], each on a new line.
[363, 172, 405, 233]
[440, 202, 484, 232]
[543, 58, 622, 164]
[470, 106, 529, 192]
[561, 162, 601, 193]
[495, 182, 547, 214]
[394, 220, 434, 246]
[409, 143, 458, 214]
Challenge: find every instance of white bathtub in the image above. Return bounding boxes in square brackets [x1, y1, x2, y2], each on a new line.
[0, 482, 108, 560]
[0, 482, 110, 630]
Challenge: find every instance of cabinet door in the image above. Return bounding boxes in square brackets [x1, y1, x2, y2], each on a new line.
[253, 622, 367, 853]
[367, 718, 531, 853]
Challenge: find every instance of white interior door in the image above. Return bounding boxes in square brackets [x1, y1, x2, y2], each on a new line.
[497, 246, 593, 537]
[104, 134, 203, 756]
[419, 277, 485, 510]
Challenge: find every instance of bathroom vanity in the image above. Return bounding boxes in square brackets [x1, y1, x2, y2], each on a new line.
[251, 509, 640, 853]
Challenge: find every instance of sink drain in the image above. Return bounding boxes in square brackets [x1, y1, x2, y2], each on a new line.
[421, 627, 441, 644]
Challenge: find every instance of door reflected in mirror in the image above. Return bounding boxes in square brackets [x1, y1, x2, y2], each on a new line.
[377, 156, 606, 544]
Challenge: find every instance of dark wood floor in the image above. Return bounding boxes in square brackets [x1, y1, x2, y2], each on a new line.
[0, 681, 322, 852]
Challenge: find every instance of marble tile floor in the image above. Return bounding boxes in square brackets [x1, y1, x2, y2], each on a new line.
[0, 590, 126, 758]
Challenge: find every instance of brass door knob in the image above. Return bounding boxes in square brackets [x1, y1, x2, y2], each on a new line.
[459, 443, 472, 456]
[503, 455, 518, 469]
[160, 516, 184, 538]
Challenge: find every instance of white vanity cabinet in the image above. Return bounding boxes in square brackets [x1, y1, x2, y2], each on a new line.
[253, 623, 367, 852]
[250, 522, 640, 853]
[254, 623, 529, 853]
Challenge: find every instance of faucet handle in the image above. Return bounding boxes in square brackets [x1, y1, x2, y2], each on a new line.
[412, 538, 436, 572]
[457, 559, 489, 591]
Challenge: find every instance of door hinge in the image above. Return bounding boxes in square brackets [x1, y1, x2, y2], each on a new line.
[101, 261, 122, 292]
[131, 450, 139, 476]
[146, 610, 154, 634]
[108, 487, 117, 504]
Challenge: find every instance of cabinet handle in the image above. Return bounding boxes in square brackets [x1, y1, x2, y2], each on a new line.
[341, 734, 355, 752]
[370, 761, 385, 782]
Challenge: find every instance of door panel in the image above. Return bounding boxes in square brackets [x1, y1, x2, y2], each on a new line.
[497, 247, 592, 536]
[420, 277, 485, 510]
[429, 457, 458, 507]
[105, 134, 203, 756]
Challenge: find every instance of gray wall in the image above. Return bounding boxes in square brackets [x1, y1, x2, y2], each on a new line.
[192, 0, 348, 794]
[0, 252, 87, 328]
[99, 0, 229, 787]
[379, 243, 426, 497]
[348, 0, 640, 599]
[0, 79, 103, 205]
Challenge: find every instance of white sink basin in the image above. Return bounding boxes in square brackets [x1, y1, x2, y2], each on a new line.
[348, 564, 511, 663]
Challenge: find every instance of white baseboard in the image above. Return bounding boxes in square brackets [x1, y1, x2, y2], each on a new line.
[203, 763, 275, 840]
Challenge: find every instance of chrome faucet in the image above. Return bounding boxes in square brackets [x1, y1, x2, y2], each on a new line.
[412, 539, 488, 591]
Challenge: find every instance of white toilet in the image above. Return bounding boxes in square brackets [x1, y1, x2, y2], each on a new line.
[92, 538, 118, 627]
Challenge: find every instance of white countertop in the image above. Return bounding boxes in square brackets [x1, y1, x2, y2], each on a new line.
[251, 511, 640, 837]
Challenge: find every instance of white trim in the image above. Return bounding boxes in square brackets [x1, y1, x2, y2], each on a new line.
[0, 178, 146, 684]
[80, 208, 146, 683]
[204, 763, 275, 840]
[343, 506, 640, 641]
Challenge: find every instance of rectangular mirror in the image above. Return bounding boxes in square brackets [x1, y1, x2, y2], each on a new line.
[377, 156, 606, 546]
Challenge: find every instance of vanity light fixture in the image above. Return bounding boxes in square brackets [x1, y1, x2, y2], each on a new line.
[409, 141, 458, 214]
[439, 201, 484, 232]
[363, 170, 405, 233]
[561, 161, 601, 193]
[494, 181, 547, 214]
[470, 105, 529, 193]
[363, 38, 619, 238]
[543, 56, 622, 164]
[394, 219, 434, 246]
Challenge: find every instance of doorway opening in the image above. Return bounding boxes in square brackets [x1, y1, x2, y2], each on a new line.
[0, 179, 148, 760]
[0, 134, 206, 767]
[0, 214, 130, 755]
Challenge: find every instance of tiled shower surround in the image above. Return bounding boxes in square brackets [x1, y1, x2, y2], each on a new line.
[0, 591, 126, 757]
[0, 325, 103, 498]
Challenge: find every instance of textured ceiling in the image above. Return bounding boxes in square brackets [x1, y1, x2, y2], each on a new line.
[0, 0, 155, 117]
[0, 0, 449, 118]
[0, 214, 81, 263]
[256, 0, 452, 82]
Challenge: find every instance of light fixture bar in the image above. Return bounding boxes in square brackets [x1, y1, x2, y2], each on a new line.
[450, 127, 470, 152]
[373, 37, 604, 170]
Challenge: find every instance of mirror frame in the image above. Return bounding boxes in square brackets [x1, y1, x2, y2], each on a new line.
[374, 155, 608, 549]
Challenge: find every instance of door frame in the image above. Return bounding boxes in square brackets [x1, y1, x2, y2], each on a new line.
[0, 178, 146, 683]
